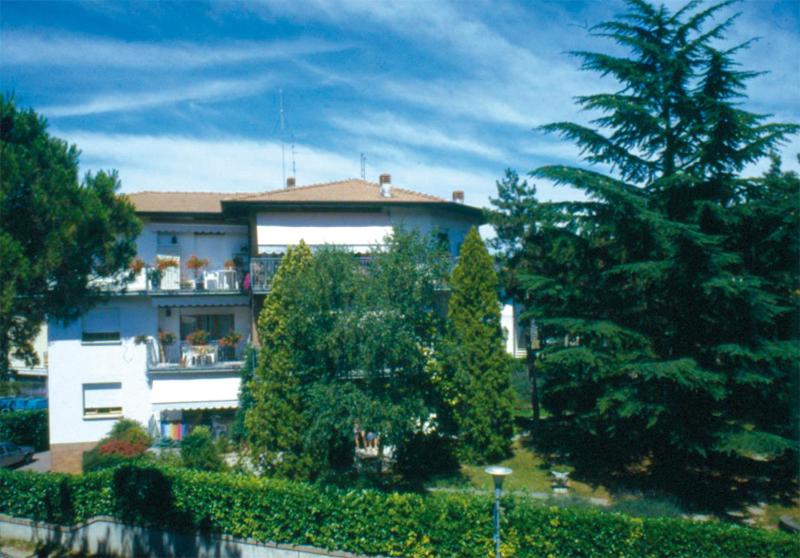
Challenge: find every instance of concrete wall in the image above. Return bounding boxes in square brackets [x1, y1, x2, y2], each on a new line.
[48, 298, 155, 447]
[0, 514, 374, 558]
[150, 375, 240, 408]
[256, 208, 476, 257]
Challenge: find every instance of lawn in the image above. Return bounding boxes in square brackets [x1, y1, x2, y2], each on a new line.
[427, 440, 611, 501]
[425, 437, 800, 531]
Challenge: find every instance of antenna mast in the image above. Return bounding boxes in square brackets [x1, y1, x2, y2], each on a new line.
[360, 153, 366, 180]
[279, 89, 286, 187]
[291, 133, 297, 181]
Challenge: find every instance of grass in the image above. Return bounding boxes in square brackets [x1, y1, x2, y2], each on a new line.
[425, 437, 800, 531]
[427, 440, 611, 501]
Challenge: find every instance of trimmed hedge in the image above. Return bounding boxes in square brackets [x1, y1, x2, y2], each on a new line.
[0, 409, 48, 451]
[0, 466, 797, 558]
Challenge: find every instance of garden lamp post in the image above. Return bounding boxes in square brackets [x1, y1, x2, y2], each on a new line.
[485, 466, 512, 558]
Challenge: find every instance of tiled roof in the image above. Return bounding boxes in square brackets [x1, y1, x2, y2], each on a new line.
[124, 191, 248, 214]
[126, 179, 470, 215]
[232, 178, 446, 204]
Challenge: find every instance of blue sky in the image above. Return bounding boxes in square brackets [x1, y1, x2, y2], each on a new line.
[2, 0, 798, 208]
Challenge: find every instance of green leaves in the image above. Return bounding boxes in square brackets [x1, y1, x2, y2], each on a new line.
[491, 0, 799, 473]
[444, 228, 514, 463]
[0, 96, 141, 378]
[1, 466, 798, 558]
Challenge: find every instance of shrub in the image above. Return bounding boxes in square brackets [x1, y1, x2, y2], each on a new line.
[108, 419, 152, 447]
[180, 426, 224, 471]
[0, 466, 797, 558]
[82, 419, 151, 472]
[0, 409, 48, 450]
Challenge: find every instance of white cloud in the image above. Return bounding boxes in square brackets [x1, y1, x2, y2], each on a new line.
[329, 111, 506, 160]
[0, 31, 347, 69]
[42, 76, 276, 117]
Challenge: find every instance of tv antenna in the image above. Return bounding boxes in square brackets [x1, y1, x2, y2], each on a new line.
[360, 153, 366, 180]
[279, 89, 286, 186]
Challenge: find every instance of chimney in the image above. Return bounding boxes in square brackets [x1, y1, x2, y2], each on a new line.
[379, 173, 392, 198]
[452, 190, 464, 204]
[286, 177, 296, 189]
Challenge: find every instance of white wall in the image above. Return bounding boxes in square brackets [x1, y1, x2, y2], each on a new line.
[150, 376, 240, 407]
[48, 298, 155, 445]
[256, 208, 477, 257]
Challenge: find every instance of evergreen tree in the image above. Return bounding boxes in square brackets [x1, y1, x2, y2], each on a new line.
[0, 96, 141, 377]
[231, 345, 257, 443]
[491, 0, 798, 472]
[245, 242, 314, 478]
[446, 227, 514, 463]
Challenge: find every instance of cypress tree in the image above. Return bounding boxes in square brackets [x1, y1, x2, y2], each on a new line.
[446, 227, 514, 463]
[245, 242, 314, 478]
[492, 0, 798, 475]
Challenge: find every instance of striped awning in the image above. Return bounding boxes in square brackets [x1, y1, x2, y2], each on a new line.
[152, 400, 239, 413]
[151, 295, 249, 308]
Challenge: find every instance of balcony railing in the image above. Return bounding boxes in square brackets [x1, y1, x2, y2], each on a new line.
[127, 266, 245, 294]
[248, 253, 456, 294]
[249, 257, 283, 293]
[146, 338, 245, 372]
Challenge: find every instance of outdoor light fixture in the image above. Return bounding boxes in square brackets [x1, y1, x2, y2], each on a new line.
[485, 466, 512, 558]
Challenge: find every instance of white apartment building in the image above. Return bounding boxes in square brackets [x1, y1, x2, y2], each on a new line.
[47, 175, 486, 472]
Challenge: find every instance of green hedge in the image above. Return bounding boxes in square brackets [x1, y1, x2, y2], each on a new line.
[0, 466, 796, 557]
[0, 409, 48, 451]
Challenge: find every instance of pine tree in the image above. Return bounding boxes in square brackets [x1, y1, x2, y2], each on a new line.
[245, 242, 314, 478]
[446, 227, 514, 463]
[492, 0, 798, 473]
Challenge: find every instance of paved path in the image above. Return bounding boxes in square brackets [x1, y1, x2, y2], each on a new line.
[17, 451, 49, 473]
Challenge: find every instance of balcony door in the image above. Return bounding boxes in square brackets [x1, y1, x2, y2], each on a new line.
[180, 313, 234, 342]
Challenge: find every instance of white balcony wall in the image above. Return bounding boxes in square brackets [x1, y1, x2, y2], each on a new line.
[48, 298, 155, 445]
[256, 208, 475, 256]
[150, 376, 240, 408]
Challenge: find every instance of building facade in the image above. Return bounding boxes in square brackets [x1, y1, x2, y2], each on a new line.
[47, 176, 484, 472]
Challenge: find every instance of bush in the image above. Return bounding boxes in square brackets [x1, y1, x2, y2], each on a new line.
[180, 426, 224, 471]
[108, 419, 152, 447]
[0, 466, 796, 558]
[82, 419, 151, 472]
[0, 409, 48, 450]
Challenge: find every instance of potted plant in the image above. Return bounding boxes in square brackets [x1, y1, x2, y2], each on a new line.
[187, 255, 209, 290]
[218, 331, 242, 361]
[129, 257, 145, 275]
[224, 259, 236, 270]
[186, 329, 209, 346]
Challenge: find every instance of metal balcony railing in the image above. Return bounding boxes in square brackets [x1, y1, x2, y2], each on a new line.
[146, 338, 245, 371]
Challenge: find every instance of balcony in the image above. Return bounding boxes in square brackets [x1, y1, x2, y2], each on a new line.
[249, 254, 376, 293]
[127, 266, 245, 295]
[146, 338, 246, 373]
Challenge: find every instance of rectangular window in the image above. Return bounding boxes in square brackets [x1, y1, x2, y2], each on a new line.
[82, 308, 120, 343]
[83, 382, 122, 418]
[179, 314, 234, 341]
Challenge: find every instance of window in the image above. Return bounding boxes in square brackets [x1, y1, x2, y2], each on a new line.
[180, 314, 234, 341]
[83, 382, 122, 418]
[82, 308, 120, 343]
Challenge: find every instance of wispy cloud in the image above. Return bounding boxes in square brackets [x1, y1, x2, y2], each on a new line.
[58, 130, 584, 207]
[42, 77, 275, 117]
[329, 111, 506, 160]
[0, 31, 348, 69]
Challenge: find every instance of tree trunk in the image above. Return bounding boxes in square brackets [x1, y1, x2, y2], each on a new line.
[526, 320, 540, 423]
